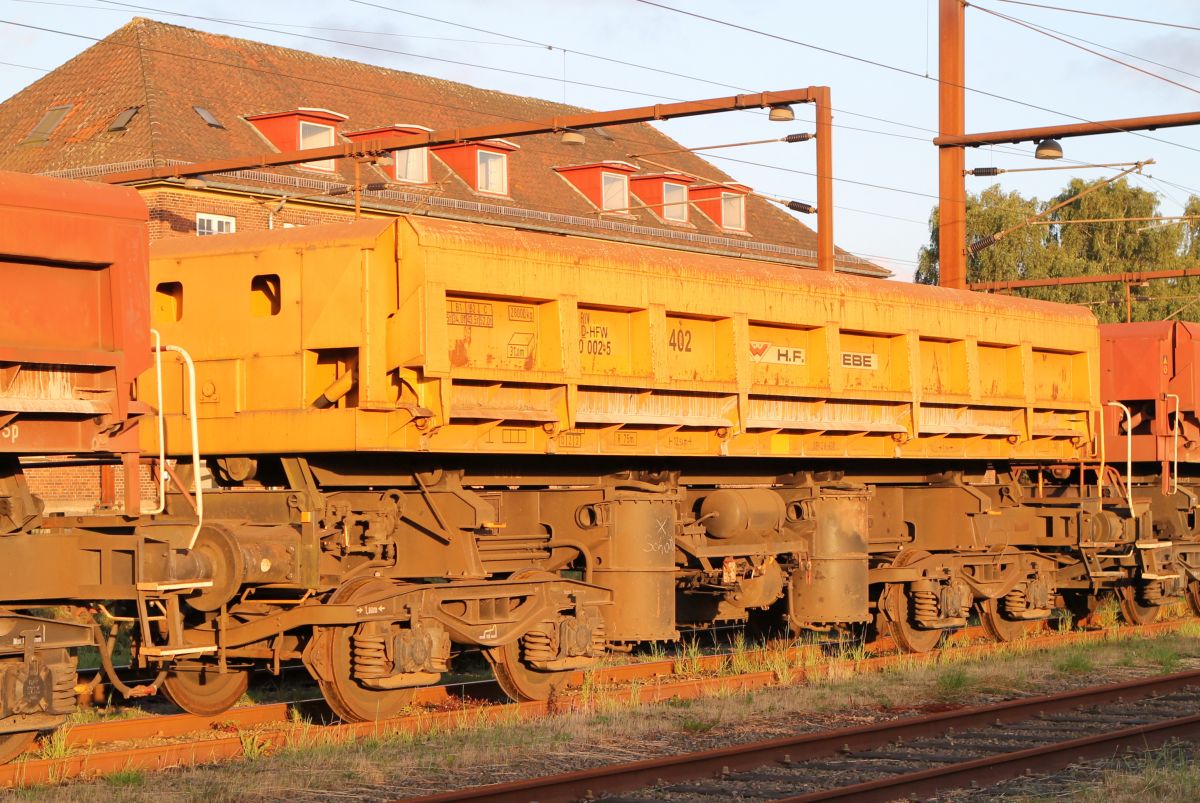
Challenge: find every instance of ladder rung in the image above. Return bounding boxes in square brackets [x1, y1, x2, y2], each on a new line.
[1141, 574, 1181, 580]
[139, 645, 217, 657]
[136, 580, 214, 592]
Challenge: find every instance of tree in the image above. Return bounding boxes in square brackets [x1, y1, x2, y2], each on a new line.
[917, 177, 1200, 323]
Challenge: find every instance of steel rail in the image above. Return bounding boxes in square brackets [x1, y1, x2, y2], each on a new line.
[402, 660, 1200, 803]
[779, 712, 1200, 802]
[1, 618, 1183, 787]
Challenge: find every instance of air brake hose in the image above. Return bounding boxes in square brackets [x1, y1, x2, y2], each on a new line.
[97, 624, 167, 698]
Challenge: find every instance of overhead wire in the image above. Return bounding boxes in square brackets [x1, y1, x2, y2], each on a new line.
[634, 0, 1200, 157]
[12, 0, 546, 46]
[8, 5, 1194, 264]
[986, 0, 1200, 34]
[970, 3, 1200, 97]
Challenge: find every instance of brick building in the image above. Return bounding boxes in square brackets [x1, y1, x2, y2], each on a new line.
[0, 18, 885, 511]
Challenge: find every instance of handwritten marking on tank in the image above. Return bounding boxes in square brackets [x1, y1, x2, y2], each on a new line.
[446, 300, 493, 328]
[750, 340, 807, 365]
[842, 351, 879, 370]
[644, 512, 674, 554]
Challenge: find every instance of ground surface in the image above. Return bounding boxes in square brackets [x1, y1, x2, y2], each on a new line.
[11, 619, 1200, 802]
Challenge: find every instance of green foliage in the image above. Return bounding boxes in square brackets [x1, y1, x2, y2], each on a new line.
[917, 179, 1200, 323]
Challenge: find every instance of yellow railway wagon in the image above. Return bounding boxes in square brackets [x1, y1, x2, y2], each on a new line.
[145, 216, 1098, 461]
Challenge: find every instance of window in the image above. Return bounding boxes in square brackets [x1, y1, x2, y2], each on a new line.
[601, 173, 628, 212]
[193, 106, 224, 129]
[394, 146, 429, 183]
[154, 282, 183, 323]
[107, 107, 140, 132]
[250, 274, 281, 317]
[22, 104, 72, 144]
[299, 121, 336, 171]
[721, 192, 746, 230]
[477, 149, 507, 195]
[196, 213, 236, 236]
[663, 182, 688, 222]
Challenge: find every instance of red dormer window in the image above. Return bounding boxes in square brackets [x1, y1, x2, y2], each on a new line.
[689, 183, 750, 231]
[343, 124, 431, 184]
[245, 108, 348, 172]
[554, 161, 638, 212]
[433, 139, 519, 196]
[630, 172, 697, 223]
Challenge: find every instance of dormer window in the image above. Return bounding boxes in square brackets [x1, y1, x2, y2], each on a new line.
[688, 183, 751, 231]
[721, 192, 746, 230]
[299, 121, 335, 172]
[554, 161, 638, 213]
[245, 108, 347, 172]
[343, 124, 431, 184]
[663, 182, 688, 222]
[433, 139, 519, 197]
[601, 172, 628, 211]
[477, 149, 507, 195]
[396, 146, 428, 183]
[630, 172, 696, 224]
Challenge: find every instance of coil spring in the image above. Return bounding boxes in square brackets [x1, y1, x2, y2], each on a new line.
[351, 632, 390, 679]
[1140, 581, 1164, 606]
[1004, 587, 1028, 615]
[912, 589, 939, 622]
[591, 622, 607, 655]
[521, 629, 557, 663]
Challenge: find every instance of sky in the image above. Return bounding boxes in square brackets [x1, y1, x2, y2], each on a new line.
[2, 0, 1199, 280]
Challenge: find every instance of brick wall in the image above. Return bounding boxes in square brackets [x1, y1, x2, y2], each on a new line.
[142, 188, 373, 241]
[24, 464, 160, 515]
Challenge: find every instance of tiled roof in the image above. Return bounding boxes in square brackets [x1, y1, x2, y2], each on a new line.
[0, 18, 885, 276]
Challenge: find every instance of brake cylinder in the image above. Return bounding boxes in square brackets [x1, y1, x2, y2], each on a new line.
[589, 493, 678, 642]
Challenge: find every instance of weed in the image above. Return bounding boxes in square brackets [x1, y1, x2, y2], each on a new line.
[679, 715, 719, 734]
[1145, 643, 1181, 672]
[932, 665, 974, 701]
[237, 729, 273, 761]
[1054, 650, 1095, 675]
[673, 638, 704, 677]
[37, 726, 72, 760]
[103, 768, 145, 788]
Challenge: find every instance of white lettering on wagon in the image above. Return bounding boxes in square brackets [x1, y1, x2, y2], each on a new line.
[749, 340, 806, 366]
[841, 351, 879, 370]
[0, 425, 17, 444]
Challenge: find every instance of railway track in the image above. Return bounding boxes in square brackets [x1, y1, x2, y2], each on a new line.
[412, 665, 1200, 803]
[0, 618, 1186, 788]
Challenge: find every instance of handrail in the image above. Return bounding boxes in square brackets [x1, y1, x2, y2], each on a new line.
[148, 329, 167, 516]
[164, 344, 203, 549]
[1106, 401, 1134, 512]
[1165, 393, 1181, 496]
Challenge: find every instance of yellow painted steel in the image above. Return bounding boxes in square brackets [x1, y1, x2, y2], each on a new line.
[143, 216, 1099, 461]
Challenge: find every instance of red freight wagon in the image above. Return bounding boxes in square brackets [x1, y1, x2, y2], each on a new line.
[0, 171, 150, 518]
[1100, 321, 1200, 487]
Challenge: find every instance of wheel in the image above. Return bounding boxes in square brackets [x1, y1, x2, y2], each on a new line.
[879, 551, 947, 654]
[1187, 580, 1200, 618]
[0, 731, 35, 764]
[1117, 584, 1161, 626]
[313, 578, 419, 723]
[977, 598, 1034, 643]
[483, 569, 587, 702]
[161, 662, 250, 717]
